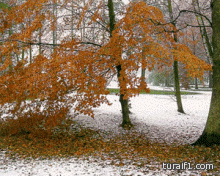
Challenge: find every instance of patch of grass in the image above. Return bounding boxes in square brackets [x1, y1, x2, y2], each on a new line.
[189, 88, 212, 92]
[0, 2, 9, 9]
[107, 88, 199, 95]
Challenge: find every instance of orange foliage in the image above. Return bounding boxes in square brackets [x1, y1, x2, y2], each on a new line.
[0, 1, 211, 134]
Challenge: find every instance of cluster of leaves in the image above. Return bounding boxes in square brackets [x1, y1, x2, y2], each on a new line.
[0, 105, 69, 137]
[0, 121, 219, 174]
[0, 1, 212, 141]
[0, 117, 106, 158]
[0, 1, 211, 111]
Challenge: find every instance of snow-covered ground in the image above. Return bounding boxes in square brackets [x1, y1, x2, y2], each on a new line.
[0, 84, 213, 175]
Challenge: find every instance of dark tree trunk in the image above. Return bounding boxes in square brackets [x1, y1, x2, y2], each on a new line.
[192, 63, 220, 146]
[195, 77, 198, 89]
[192, 0, 220, 146]
[165, 75, 170, 87]
[141, 67, 146, 82]
[168, 0, 184, 114]
[108, 0, 132, 128]
[116, 65, 132, 128]
[174, 60, 184, 113]
[209, 70, 213, 88]
[119, 93, 131, 127]
[141, 48, 146, 88]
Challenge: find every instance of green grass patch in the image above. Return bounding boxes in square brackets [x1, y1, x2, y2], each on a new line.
[189, 88, 212, 92]
[107, 88, 199, 95]
[0, 2, 10, 9]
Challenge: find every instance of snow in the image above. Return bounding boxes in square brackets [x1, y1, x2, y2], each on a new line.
[73, 85, 211, 145]
[0, 83, 212, 175]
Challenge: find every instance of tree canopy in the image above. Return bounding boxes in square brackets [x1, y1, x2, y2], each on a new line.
[0, 0, 211, 129]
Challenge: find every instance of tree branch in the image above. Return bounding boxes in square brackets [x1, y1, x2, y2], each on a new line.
[175, 10, 212, 27]
[0, 39, 102, 48]
[152, 9, 212, 28]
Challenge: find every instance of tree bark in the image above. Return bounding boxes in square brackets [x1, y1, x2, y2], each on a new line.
[141, 68, 146, 82]
[209, 70, 213, 88]
[39, 27, 42, 55]
[193, 0, 213, 60]
[71, 0, 74, 40]
[165, 76, 170, 87]
[53, 0, 57, 52]
[168, 0, 184, 113]
[141, 48, 146, 86]
[116, 65, 132, 127]
[174, 60, 184, 113]
[108, 0, 132, 128]
[191, 24, 198, 90]
[195, 77, 198, 89]
[192, 0, 220, 146]
[193, 0, 213, 89]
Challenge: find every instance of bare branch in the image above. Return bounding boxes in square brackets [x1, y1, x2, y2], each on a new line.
[0, 39, 102, 47]
[175, 10, 212, 27]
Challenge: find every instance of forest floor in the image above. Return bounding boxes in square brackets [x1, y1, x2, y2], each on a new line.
[0, 85, 219, 176]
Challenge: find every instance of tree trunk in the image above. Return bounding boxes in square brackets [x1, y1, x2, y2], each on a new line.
[117, 66, 132, 127]
[209, 70, 213, 88]
[141, 68, 146, 82]
[39, 27, 42, 55]
[141, 48, 146, 86]
[165, 74, 170, 87]
[53, 0, 57, 52]
[108, 0, 132, 128]
[71, 0, 74, 40]
[193, 0, 213, 88]
[168, 0, 184, 113]
[193, 0, 213, 60]
[192, 0, 220, 146]
[191, 24, 198, 90]
[195, 77, 198, 89]
[174, 60, 184, 113]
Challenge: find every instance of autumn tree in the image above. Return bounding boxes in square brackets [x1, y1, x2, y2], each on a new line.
[0, 0, 211, 133]
[160, 0, 219, 146]
[192, 0, 213, 88]
[166, 0, 185, 113]
[192, 0, 220, 146]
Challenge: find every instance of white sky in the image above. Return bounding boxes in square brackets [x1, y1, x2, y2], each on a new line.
[122, 0, 130, 5]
